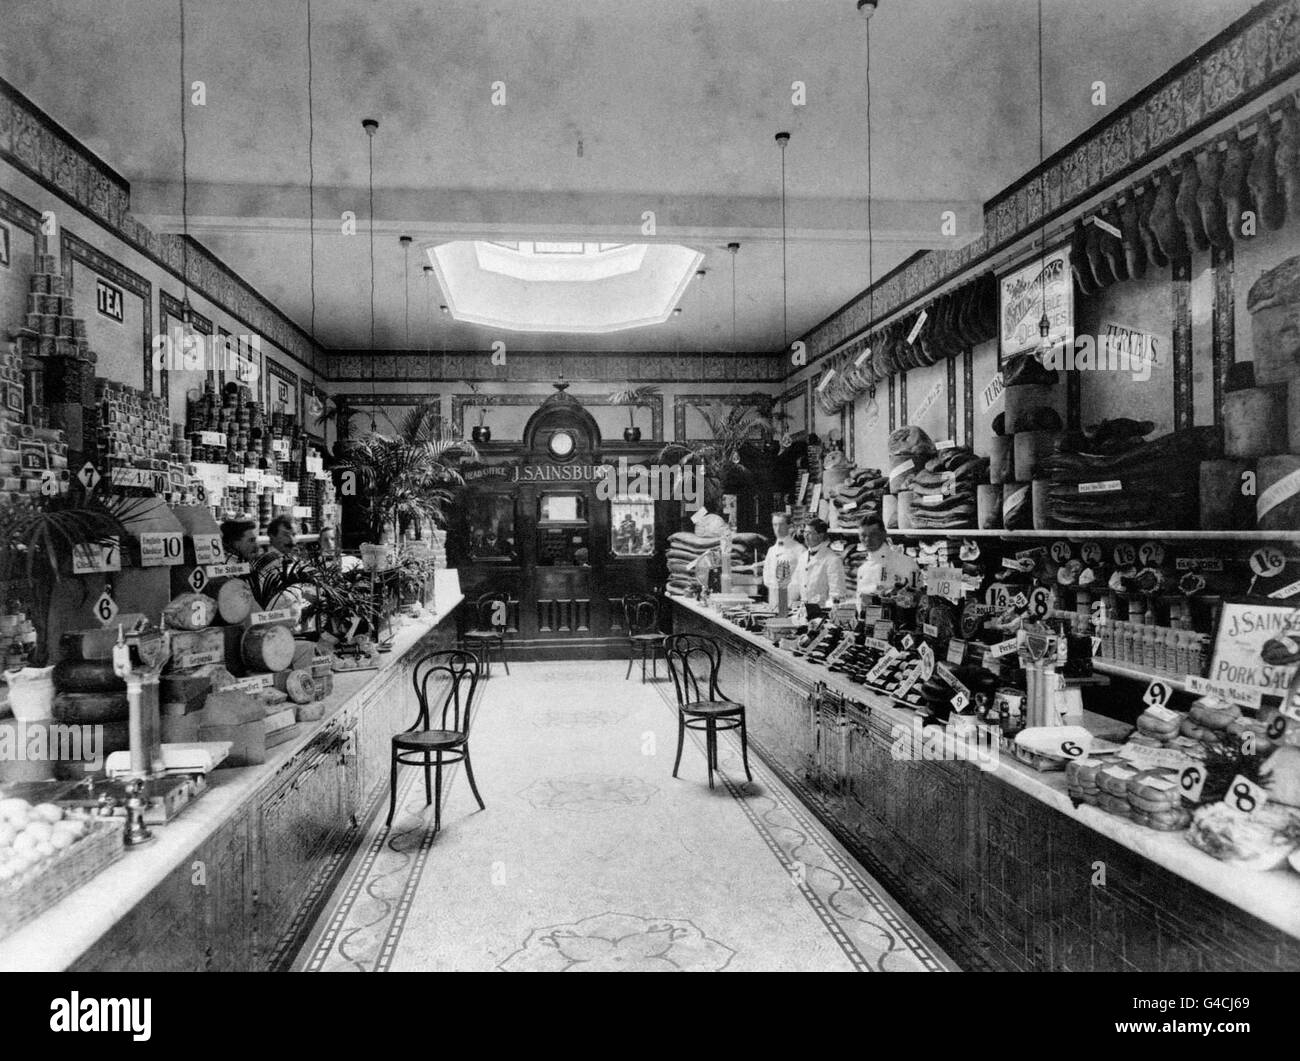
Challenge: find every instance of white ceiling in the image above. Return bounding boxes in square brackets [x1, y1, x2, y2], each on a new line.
[2, 0, 1255, 355]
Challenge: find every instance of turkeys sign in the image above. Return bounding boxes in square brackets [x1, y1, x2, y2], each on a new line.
[999, 243, 1075, 361]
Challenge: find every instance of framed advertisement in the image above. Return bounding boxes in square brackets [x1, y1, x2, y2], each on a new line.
[1207, 598, 1299, 708]
[0, 222, 9, 268]
[998, 241, 1074, 362]
[610, 495, 655, 557]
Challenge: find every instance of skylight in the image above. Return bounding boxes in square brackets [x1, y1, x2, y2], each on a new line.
[429, 240, 703, 334]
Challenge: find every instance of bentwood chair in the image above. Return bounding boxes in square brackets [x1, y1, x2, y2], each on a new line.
[663, 633, 753, 790]
[623, 592, 666, 682]
[462, 591, 512, 677]
[386, 650, 486, 831]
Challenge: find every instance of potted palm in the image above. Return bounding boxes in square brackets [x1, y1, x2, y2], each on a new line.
[608, 385, 660, 442]
[463, 380, 491, 443]
[0, 486, 148, 665]
[333, 410, 477, 545]
[656, 399, 774, 500]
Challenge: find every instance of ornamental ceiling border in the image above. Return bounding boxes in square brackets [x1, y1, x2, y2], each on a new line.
[0, 76, 321, 378]
[451, 392, 664, 441]
[793, 0, 1300, 374]
[323, 350, 783, 384]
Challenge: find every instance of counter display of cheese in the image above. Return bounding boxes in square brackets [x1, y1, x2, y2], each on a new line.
[670, 596, 1300, 972]
[0, 585, 463, 972]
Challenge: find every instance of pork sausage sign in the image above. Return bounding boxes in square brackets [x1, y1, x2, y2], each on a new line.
[1208, 600, 1299, 706]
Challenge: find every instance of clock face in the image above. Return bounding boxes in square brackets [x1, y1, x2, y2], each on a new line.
[549, 430, 576, 458]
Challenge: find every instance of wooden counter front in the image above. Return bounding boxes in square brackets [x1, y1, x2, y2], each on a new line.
[0, 587, 463, 972]
[671, 597, 1300, 972]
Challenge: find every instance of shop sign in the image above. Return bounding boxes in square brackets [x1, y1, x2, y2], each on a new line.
[1207, 601, 1299, 703]
[998, 242, 1074, 361]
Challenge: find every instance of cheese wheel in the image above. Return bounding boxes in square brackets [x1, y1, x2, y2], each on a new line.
[241, 624, 295, 673]
[207, 577, 255, 625]
[52, 658, 125, 693]
[164, 592, 218, 631]
[285, 670, 316, 705]
[52, 691, 130, 723]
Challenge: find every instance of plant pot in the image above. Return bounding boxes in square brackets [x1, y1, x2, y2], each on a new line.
[623, 426, 642, 442]
[472, 425, 491, 443]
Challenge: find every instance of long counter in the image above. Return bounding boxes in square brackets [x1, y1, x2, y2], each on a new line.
[0, 582, 463, 972]
[671, 596, 1300, 972]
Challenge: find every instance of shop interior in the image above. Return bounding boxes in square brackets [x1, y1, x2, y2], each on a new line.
[0, 0, 1299, 978]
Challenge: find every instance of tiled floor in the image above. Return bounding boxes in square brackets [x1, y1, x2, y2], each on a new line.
[292, 661, 956, 972]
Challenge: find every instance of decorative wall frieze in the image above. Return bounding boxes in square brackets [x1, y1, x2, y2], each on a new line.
[794, 0, 1300, 374]
[450, 391, 663, 441]
[323, 349, 784, 384]
[0, 77, 321, 376]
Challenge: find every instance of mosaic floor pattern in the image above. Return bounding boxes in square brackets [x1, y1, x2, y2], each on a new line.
[292, 661, 956, 972]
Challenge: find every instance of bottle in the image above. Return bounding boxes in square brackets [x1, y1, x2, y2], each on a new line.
[1151, 624, 1167, 672]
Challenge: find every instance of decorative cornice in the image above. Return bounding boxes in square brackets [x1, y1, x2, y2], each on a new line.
[451, 391, 664, 441]
[323, 350, 784, 384]
[793, 0, 1300, 373]
[0, 76, 322, 377]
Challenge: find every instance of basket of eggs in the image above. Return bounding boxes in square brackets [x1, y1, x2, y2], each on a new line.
[0, 798, 125, 941]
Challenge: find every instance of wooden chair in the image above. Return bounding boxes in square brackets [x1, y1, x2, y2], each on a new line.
[385, 649, 486, 831]
[462, 591, 512, 677]
[663, 633, 753, 790]
[623, 592, 666, 682]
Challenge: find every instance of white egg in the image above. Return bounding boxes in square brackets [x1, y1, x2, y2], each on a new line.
[49, 830, 75, 851]
[31, 803, 63, 824]
[11, 830, 38, 853]
[0, 824, 15, 847]
[21, 821, 52, 845]
[33, 840, 54, 858]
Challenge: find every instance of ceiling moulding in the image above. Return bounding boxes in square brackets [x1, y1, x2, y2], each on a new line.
[0, 76, 324, 378]
[126, 182, 982, 250]
[791, 0, 1300, 376]
[323, 351, 785, 384]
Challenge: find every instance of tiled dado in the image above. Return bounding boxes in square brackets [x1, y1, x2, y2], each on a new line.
[0, 77, 320, 376]
[671, 602, 1300, 973]
[797, 0, 1300, 368]
[323, 350, 784, 384]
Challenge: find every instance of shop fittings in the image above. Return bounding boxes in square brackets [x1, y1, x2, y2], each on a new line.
[152, 326, 261, 384]
[594, 458, 705, 507]
[889, 716, 1000, 772]
[0, 720, 103, 771]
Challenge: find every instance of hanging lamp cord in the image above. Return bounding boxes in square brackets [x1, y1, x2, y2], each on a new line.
[368, 130, 377, 430]
[179, 0, 188, 313]
[307, 0, 317, 405]
[780, 144, 788, 351]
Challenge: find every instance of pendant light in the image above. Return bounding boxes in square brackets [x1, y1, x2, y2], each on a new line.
[696, 267, 706, 381]
[727, 242, 740, 353]
[363, 118, 378, 433]
[423, 263, 434, 384]
[1036, 0, 1051, 353]
[858, 0, 878, 418]
[776, 131, 791, 355]
[177, 0, 194, 355]
[303, 0, 323, 425]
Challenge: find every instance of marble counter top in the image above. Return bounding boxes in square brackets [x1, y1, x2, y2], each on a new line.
[672, 596, 1300, 941]
[0, 591, 463, 972]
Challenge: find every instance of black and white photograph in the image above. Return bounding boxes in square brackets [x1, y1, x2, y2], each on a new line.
[2, 0, 1300, 1022]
